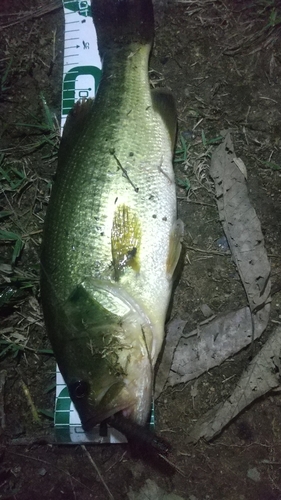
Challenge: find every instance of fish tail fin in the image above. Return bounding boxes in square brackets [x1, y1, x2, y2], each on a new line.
[91, 0, 154, 57]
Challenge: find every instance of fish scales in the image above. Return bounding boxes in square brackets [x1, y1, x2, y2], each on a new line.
[41, 0, 182, 430]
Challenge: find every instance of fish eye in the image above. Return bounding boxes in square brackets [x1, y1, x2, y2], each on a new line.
[69, 380, 89, 399]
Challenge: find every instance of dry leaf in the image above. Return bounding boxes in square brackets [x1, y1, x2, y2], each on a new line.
[210, 131, 271, 318]
[163, 305, 269, 388]
[233, 157, 247, 179]
[155, 316, 186, 397]
[187, 325, 281, 442]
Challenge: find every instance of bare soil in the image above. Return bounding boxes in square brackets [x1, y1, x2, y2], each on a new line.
[1, 1, 281, 499]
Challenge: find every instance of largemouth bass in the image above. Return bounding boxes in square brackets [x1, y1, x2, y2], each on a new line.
[41, 0, 183, 431]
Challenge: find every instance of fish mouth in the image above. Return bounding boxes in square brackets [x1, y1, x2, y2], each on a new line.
[81, 378, 152, 432]
[82, 404, 134, 432]
[84, 410, 171, 456]
[83, 409, 146, 445]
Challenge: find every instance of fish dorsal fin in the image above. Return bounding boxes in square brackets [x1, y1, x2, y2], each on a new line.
[151, 88, 177, 148]
[166, 219, 184, 278]
[59, 99, 94, 155]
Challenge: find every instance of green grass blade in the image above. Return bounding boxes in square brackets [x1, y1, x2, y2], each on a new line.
[0, 211, 13, 219]
[0, 230, 20, 240]
[12, 238, 24, 264]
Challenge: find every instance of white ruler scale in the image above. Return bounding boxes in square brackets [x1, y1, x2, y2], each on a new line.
[54, 0, 127, 444]
[60, 0, 101, 131]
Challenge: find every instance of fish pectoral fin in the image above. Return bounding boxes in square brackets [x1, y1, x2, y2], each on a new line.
[111, 204, 141, 280]
[63, 282, 121, 332]
[151, 88, 177, 148]
[166, 219, 184, 279]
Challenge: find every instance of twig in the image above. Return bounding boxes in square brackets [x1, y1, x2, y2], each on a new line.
[11, 435, 57, 445]
[7, 451, 94, 493]
[184, 245, 229, 256]
[22, 229, 43, 238]
[177, 198, 216, 207]
[0, 370, 7, 430]
[81, 445, 114, 500]
[20, 379, 41, 423]
[199, 314, 216, 326]
[261, 460, 281, 465]
[0, 1, 61, 29]
[105, 451, 127, 473]
[158, 453, 187, 477]
[113, 153, 139, 193]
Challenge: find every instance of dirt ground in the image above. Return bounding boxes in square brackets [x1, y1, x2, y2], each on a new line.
[1, 0, 281, 499]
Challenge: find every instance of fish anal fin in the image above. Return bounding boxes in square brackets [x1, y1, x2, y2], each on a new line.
[151, 88, 177, 148]
[166, 219, 184, 278]
[111, 204, 141, 279]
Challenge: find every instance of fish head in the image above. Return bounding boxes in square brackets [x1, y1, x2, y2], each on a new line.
[57, 280, 155, 430]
